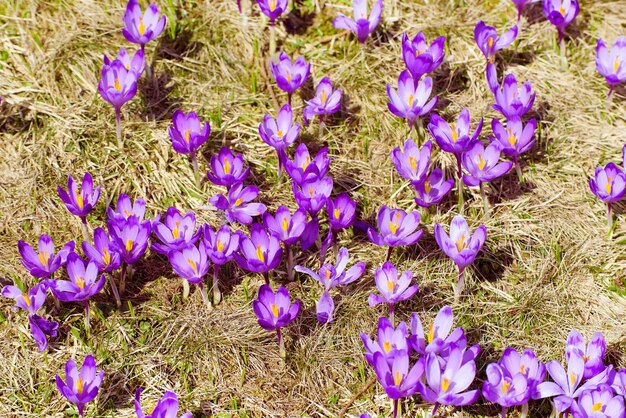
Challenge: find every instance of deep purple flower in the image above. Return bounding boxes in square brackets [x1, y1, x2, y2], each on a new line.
[48, 253, 106, 302]
[418, 344, 480, 408]
[82, 227, 122, 272]
[486, 63, 536, 119]
[474, 21, 518, 64]
[168, 242, 210, 285]
[303, 77, 342, 125]
[152, 207, 200, 255]
[206, 147, 250, 188]
[409, 306, 467, 357]
[428, 109, 483, 160]
[292, 176, 333, 216]
[361, 316, 410, 366]
[368, 261, 418, 309]
[434, 215, 486, 271]
[135, 388, 192, 418]
[402, 32, 446, 80]
[270, 52, 310, 95]
[571, 385, 625, 418]
[107, 194, 147, 223]
[500, 347, 546, 394]
[203, 224, 240, 266]
[252, 284, 300, 330]
[589, 162, 626, 204]
[284, 143, 330, 186]
[387, 71, 437, 128]
[390, 139, 431, 183]
[233, 223, 283, 274]
[413, 168, 455, 208]
[611, 369, 626, 396]
[57, 173, 101, 219]
[98, 59, 138, 111]
[104, 48, 145, 76]
[462, 141, 513, 186]
[55, 355, 104, 417]
[257, 0, 288, 23]
[333, 0, 383, 44]
[543, 0, 579, 41]
[566, 330, 607, 380]
[596, 37, 626, 88]
[108, 217, 152, 264]
[327, 192, 356, 231]
[28, 314, 59, 352]
[168, 110, 210, 155]
[490, 117, 536, 159]
[209, 182, 267, 225]
[316, 291, 335, 323]
[367, 206, 423, 247]
[2, 282, 47, 315]
[263, 206, 307, 246]
[259, 104, 300, 152]
[295, 247, 365, 291]
[122, 0, 166, 47]
[18, 235, 74, 278]
[511, 0, 539, 20]
[372, 349, 424, 399]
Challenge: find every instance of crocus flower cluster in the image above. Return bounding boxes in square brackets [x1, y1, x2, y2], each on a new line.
[588, 144, 626, 234]
[333, 0, 383, 44]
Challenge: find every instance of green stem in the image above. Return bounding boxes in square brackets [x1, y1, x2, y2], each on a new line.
[456, 155, 464, 214]
[108, 272, 121, 308]
[454, 267, 465, 303]
[607, 203, 613, 238]
[277, 328, 285, 358]
[480, 182, 490, 219]
[191, 152, 200, 189]
[115, 108, 123, 149]
[80, 217, 90, 242]
[199, 282, 211, 308]
[287, 247, 294, 281]
[182, 279, 190, 300]
[213, 265, 222, 305]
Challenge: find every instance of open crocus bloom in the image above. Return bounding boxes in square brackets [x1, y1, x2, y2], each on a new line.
[209, 183, 267, 225]
[332, 0, 383, 44]
[108, 217, 152, 264]
[122, 0, 166, 47]
[361, 316, 410, 366]
[486, 63, 535, 119]
[234, 223, 283, 274]
[596, 37, 626, 87]
[490, 117, 536, 159]
[98, 59, 138, 111]
[327, 192, 357, 231]
[135, 388, 192, 418]
[543, 0, 579, 39]
[107, 194, 146, 223]
[413, 168, 455, 208]
[434, 215, 486, 271]
[570, 386, 625, 418]
[402, 32, 446, 80]
[168, 110, 210, 155]
[259, 104, 301, 151]
[409, 306, 466, 356]
[263, 206, 307, 246]
[18, 234, 75, 278]
[474, 21, 518, 64]
[270, 52, 310, 94]
[295, 247, 365, 291]
[82, 227, 122, 272]
[462, 141, 513, 186]
[303, 77, 342, 125]
[292, 176, 333, 216]
[48, 254, 106, 302]
[257, 0, 288, 22]
[55, 355, 104, 417]
[368, 261, 418, 307]
[589, 163, 626, 203]
[566, 330, 607, 379]
[57, 172, 101, 219]
[168, 242, 210, 285]
[387, 71, 437, 128]
[367, 206, 423, 247]
[482, 362, 531, 408]
[372, 349, 424, 399]
[104, 48, 145, 76]
[390, 139, 431, 183]
[206, 147, 250, 188]
[152, 207, 200, 255]
[252, 284, 300, 330]
[428, 109, 483, 158]
[203, 224, 240, 266]
[284, 144, 330, 186]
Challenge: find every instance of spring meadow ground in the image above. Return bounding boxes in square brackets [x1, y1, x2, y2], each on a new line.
[1, 0, 626, 416]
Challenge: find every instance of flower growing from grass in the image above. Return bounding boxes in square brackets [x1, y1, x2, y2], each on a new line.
[474, 21, 518, 64]
[566, 330, 606, 380]
[259, 104, 300, 176]
[18, 234, 74, 278]
[234, 223, 282, 283]
[332, 0, 383, 44]
[209, 182, 267, 225]
[387, 71, 437, 134]
[152, 207, 201, 255]
[570, 386, 625, 418]
[543, 0, 579, 43]
[304, 77, 342, 126]
[270, 52, 310, 104]
[206, 147, 250, 188]
[413, 168, 455, 208]
[82, 227, 123, 307]
[2, 282, 58, 351]
[490, 117, 536, 180]
[486, 63, 535, 119]
[134, 388, 192, 418]
[203, 224, 240, 305]
[264, 206, 306, 280]
[596, 37, 626, 98]
[122, 0, 166, 50]
[367, 206, 423, 260]
[589, 162, 626, 234]
[252, 284, 300, 357]
[285, 144, 330, 186]
[390, 139, 431, 184]
[434, 215, 486, 301]
[168, 242, 211, 305]
[98, 59, 138, 148]
[168, 110, 211, 188]
[55, 355, 104, 418]
[58, 173, 101, 239]
[402, 32, 446, 81]
[104, 48, 145, 76]
[368, 262, 417, 324]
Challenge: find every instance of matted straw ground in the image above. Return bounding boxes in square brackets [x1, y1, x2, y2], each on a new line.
[1, 0, 626, 416]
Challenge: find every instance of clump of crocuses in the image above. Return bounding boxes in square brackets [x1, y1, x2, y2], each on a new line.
[252, 284, 300, 357]
[55, 355, 104, 417]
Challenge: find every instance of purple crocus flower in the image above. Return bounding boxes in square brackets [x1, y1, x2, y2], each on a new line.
[292, 176, 333, 217]
[108, 217, 152, 265]
[135, 388, 192, 418]
[122, 0, 166, 48]
[152, 207, 200, 255]
[303, 77, 342, 125]
[490, 117, 536, 173]
[55, 355, 104, 418]
[387, 71, 437, 129]
[107, 194, 147, 224]
[367, 206, 423, 252]
[402, 32, 446, 81]
[409, 305, 465, 357]
[257, 0, 288, 23]
[596, 37, 626, 92]
[234, 223, 283, 278]
[58, 173, 101, 221]
[48, 253, 106, 303]
[327, 192, 356, 231]
[566, 330, 607, 380]
[474, 21, 518, 64]
[98, 59, 138, 147]
[413, 168, 455, 208]
[418, 345, 480, 412]
[270, 52, 310, 101]
[571, 386, 625, 418]
[104, 48, 145, 76]
[316, 291, 335, 323]
[499, 347, 546, 395]
[252, 284, 300, 357]
[332, 0, 383, 44]
[168, 110, 210, 155]
[209, 182, 267, 225]
[361, 316, 410, 366]
[372, 349, 424, 400]
[462, 141, 513, 186]
[82, 227, 122, 273]
[2, 282, 58, 351]
[284, 144, 330, 186]
[263, 206, 307, 246]
[18, 234, 75, 278]
[486, 63, 536, 119]
[295, 247, 365, 291]
[368, 262, 418, 318]
[511, 0, 539, 20]
[168, 242, 210, 285]
[589, 162, 626, 233]
[535, 350, 611, 413]
[390, 139, 431, 183]
[203, 224, 240, 266]
[434, 215, 486, 300]
[543, 0, 579, 42]
[206, 147, 250, 188]
[259, 104, 300, 176]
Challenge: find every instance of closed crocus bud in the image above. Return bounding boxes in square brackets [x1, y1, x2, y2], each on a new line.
[474, 21, 518, 64]
[103, 48, 145, 76]
[122, 0, 166, 47]
[402, 32, 446, 80]
[55, 355, 104, 418]
[316, 291, 335, 323]
[390, 139, 431, 183]
[387, 71, 437, 128]
[168, 110, 210, 155]
[332, 0, 383, 44]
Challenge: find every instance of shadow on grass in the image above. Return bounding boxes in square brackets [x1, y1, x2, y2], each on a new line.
[473, 242, 515, 284]
[489, 170, 537, 204]
[155, 29, 203, 61]
[432, 62, 470, 112]
[139, 69, 182, 121]
[283, 7, 316, 36]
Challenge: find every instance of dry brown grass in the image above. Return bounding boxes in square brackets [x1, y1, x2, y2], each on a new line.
[1, 0, 626, 416]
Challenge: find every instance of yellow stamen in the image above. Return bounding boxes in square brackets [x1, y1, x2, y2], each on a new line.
[389, 222, 398, 235]
[23, 293, 31, 307]
[450, 123, 459, 142]
[125, 239, 134, 252]
[455, 234, 466, 252]
[281, 217, 289, 231]
[614, 58, 620, 72]
[324, 269, 331, 279]
[301, 156, 311, 171]
[394, 371, 403, 386]
[286, 70, 292, 83]
[488, 37, 494, 48]
[321, 89, 328, 104]
[102, 248, 111, 266]
[386, 279, 395, 291]
[559, 5, 566, 16]
[76, 377, 85, 394]
[333, 208, 341, 219]
[223, 158, 231, 175]
[172, 221, 181, 239]
[256, 245, 265, 262]
[75, 276, 85, 289]
[582, 355, 590, 363]
[270, 303, 279, 317]
[123, 209, 131, 217]
[501, 381, 511, 394]
[477, 154, 487, 171]
[519, 364, 527, 375]
[75, 191, 84, 209]
[592, 403, 603, 412]
[606, 177, 613, 194]
[569, 372, 577, 385]
[38, 251, 50, 266]
[138, 16, 146, 36]
[441, 377, 450, 392]
[269, 0, 277, 11]
[276, 130, 284, 138]
[216, 239, 225, 252]
[427, 322, 435, 343]
[187, 258, 197, 272]
[407, 94, 414, 107]
[409, 156, 417, 172]
[507, 127, 516, 146]
[424, 181, 432, 193]
[125, 64, 130, 70]
[308, 187, 314, 197]
[184, 129, 191, 143]
[383, 341, 392, 353]
[235, 198, 243, 207]
[114, 78, 121, 91]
